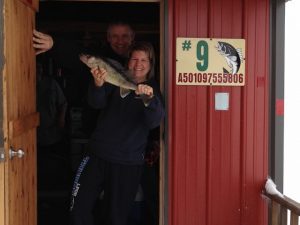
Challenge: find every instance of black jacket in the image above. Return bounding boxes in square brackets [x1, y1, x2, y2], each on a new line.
[87, 80, 164, 165]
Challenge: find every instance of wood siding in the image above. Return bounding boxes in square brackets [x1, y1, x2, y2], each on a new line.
[1, 0, 38, 225]
[167, 0, 269, 225]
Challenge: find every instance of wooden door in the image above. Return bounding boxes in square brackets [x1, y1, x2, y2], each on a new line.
[0, 0, 39, 225]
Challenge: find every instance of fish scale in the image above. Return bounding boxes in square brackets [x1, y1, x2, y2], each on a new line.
[79, 54, 137, 91]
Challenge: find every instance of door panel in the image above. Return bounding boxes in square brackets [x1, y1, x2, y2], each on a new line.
[2, 0, 38, 225]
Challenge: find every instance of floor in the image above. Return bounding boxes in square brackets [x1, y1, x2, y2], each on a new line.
[37, 143, 73, 225]
[38, 191, 70, 225]
[36, 151, 150, 225]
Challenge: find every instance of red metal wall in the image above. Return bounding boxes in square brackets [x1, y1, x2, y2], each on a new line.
[167, 0, 269, 225]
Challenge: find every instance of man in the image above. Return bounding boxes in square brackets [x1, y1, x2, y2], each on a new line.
[103, 22, 135, 65]
[36, 61, 68, 189]
[33, 21, 135, 136]
[33, 21, 135, 66]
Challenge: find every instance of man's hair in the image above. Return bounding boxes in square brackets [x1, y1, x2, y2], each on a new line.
[128, 41, 156, 80]
[106, 21, 135, 38]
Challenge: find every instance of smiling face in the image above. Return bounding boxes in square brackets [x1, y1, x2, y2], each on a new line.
[107, 24, 134, 57]
[128, 50, 151, 84]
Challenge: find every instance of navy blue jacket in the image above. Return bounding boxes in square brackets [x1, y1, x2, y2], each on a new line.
[87, 79, 164, 165]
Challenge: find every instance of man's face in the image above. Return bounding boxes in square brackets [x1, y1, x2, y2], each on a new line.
[107, 25, 134, 57]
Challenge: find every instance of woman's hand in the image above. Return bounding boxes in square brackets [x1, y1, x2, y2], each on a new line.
[91, 67, 107, 87]
[33, 29, 54, 55]
[135, 84, 154, 98]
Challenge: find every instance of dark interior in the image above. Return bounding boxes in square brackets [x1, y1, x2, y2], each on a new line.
[36, 1, 160, 49]
[36, 1, 160, 225]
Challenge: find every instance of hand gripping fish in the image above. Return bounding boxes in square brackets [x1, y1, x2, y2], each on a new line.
[79, 54, 137, 98]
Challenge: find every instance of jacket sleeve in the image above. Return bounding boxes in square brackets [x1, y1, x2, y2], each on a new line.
[143, 95, 165, 129]
[87, 82, 107, 109]
[87, 82, 114, 109]
[143, 79, 165, 129]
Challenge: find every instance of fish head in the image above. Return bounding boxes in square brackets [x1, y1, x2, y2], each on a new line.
[217, 42, 238, 58]
[216, 42, 241, 74]
[79, 54, 100, 68]
[216, 42, 231, 56]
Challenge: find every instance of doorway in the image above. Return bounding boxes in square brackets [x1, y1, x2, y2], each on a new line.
[35, 1, 165, 225]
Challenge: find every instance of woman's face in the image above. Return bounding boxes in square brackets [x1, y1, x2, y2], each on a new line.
[128, 50, 151, 84]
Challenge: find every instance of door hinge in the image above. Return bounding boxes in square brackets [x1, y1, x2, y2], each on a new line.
[0, 147, 5, 162]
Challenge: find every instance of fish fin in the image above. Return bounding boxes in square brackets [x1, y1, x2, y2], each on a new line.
[225, 58, 232, 68]
[105, 58, 129, 76]
[120, 88, 131, 98]
[124, 70, 135, 82]
[228, 55, 237, 62]
[106, 58, 124, 70]
[223, 68, 230, 74]
[236, 48, 244, 62]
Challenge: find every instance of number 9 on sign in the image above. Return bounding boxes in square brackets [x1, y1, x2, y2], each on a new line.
[196, 41, 208, 71]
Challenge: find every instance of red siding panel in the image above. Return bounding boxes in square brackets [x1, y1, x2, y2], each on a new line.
[167, 0, 269, 224]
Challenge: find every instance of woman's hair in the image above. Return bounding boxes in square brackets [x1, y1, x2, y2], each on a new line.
[127, 41, 156, 80]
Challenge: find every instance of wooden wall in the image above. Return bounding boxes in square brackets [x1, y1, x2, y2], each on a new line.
[167, 0, 269, 225]
[0, 0, 5, 224]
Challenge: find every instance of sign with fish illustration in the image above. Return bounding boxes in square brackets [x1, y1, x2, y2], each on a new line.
[176, 38, 245, 86]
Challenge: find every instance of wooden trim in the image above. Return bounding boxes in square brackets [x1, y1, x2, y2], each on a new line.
[158, 1, 166, 225]
[0, 163, 4, 225]
[18, 0, 39, 11]
[8, 112, 40, 139]
[40, 0, 160, 2]
[159, 0, 167, 223]
[291, 213, 299, 225]
[265, 193, 300, 216]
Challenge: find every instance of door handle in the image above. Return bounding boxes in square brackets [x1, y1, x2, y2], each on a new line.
[9, 147, 25, 159]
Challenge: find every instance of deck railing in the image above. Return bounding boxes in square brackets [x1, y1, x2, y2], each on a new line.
[264, 192, 300, 225]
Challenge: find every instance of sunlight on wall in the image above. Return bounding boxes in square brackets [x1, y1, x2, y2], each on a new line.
[284, 0, 300, 203]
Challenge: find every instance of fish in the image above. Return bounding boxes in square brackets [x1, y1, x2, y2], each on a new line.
[79, 54, 153, 106]
[215, 41, 243, 74]
[79, 54, 137, 98]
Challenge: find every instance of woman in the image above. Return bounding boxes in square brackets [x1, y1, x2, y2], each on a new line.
[70, 41, 164, 225]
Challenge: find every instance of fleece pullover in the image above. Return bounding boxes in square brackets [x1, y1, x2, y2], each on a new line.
[87, 79, 164, 165]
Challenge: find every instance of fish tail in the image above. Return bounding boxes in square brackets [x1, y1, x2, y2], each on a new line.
[120, 88, 131, 98]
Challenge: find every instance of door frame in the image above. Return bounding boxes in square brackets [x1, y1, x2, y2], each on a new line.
[1, 1, 39, 225]
[36, 0, 169, 225]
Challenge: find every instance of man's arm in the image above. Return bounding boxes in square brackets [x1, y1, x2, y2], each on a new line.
[33, 29, 85, 72]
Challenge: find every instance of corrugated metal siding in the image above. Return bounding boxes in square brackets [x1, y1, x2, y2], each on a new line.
[167, 0, 269, 225]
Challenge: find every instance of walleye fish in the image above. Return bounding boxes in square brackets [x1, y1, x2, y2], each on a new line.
[215, 42, 243, 74]
[79, 54, 137, 97]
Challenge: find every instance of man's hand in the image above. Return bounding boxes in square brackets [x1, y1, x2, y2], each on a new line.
[33, 29, 54, 55]
[91, 67, 107, 87]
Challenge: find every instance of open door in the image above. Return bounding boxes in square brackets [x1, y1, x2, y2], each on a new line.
[0, 0, 39, 225]
[34, 1, 166, 225]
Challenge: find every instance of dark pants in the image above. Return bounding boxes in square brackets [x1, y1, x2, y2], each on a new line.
[37, 139, 70, 190]
[70, 154, 143, 225]
[140, 163, 159, 225]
